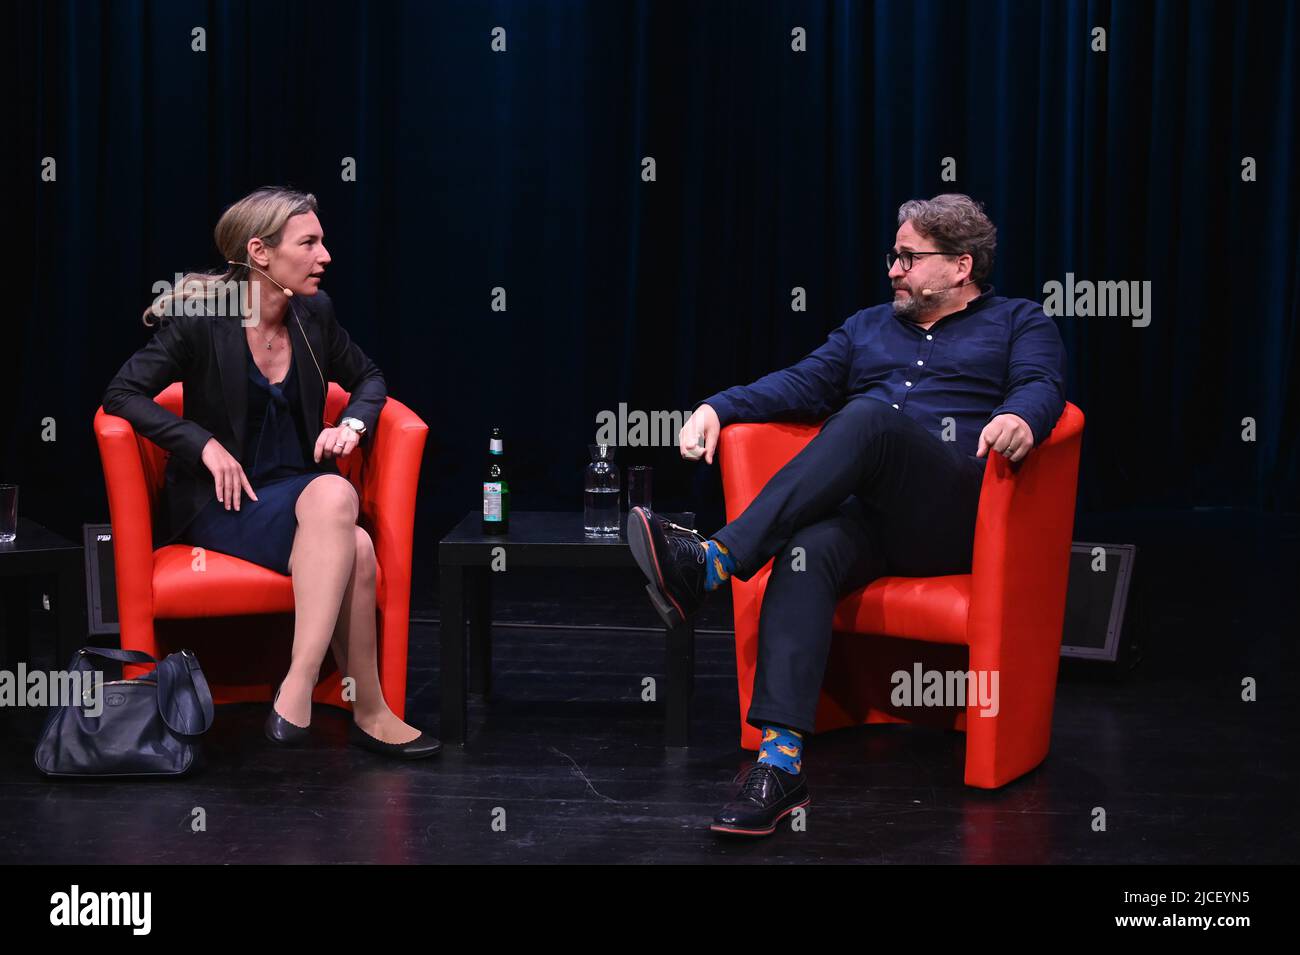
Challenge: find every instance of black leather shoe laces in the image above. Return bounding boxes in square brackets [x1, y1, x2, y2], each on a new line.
[738, 763, 778, 801]
[666, 532, 706, 566]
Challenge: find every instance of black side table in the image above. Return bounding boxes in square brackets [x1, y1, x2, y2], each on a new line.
[439, 511, 695, 747]
[0, 518, 88, 669]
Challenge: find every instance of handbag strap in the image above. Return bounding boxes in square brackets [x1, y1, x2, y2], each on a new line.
[69, 646, 215, 736]
[70, 646, 158, 668]
[156, 650, 215, 736]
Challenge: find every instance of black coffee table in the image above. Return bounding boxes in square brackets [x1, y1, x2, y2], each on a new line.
[0, 518, 88, 669]
[439, 511, 696, 746]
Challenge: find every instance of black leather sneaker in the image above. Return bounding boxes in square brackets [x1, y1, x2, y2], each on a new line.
[710, 763, 810, 836]
[627, 506, 709, 628]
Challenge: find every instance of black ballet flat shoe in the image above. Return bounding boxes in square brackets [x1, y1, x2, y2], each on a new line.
[264, 686, 311, 745]
[348, 721, 442, 760]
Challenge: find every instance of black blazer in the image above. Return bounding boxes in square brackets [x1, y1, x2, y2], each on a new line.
[101, 290, 386, 550]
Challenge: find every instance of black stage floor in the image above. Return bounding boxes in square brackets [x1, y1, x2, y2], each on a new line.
[0, 509, 1295, 864]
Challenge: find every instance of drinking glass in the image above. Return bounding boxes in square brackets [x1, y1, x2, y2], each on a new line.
[627, 466, 653, 511]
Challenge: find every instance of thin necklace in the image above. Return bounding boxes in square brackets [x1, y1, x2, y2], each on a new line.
[259, 325, 283, 350]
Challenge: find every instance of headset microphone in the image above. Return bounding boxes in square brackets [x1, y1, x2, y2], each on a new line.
[218, 256, 362, 479]
[227, 260, 293, 297]
[288, 296, 328, 416]
[920, 280, 971, 297]
[226, 259, 329, 423]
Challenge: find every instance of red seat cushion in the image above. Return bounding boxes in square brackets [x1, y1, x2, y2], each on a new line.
[152, 544, 386, 618]
[830, 573, 972, 645]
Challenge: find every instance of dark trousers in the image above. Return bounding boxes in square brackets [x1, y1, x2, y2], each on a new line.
[714, 395, 986, 734]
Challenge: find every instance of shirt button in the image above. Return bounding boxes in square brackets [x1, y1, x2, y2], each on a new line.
[926, 334, 933, 340]
[905, 381, 912, 387]
[891, 403, 899, 409]
[916, 359, 924, 366]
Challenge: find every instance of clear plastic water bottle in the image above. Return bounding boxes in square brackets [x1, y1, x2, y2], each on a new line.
[584, 444, 620, 537]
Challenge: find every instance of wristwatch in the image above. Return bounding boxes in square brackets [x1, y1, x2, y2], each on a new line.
[340, 416, 367, 436]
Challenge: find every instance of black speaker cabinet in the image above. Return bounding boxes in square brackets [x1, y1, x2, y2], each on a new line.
[1060, 541, 1136, 661]
[82, 523, 119, 635]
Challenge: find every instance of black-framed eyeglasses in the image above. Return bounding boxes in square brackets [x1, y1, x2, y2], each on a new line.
[886, 249, 963, 272]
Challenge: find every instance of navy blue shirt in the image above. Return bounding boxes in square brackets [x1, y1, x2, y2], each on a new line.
[244, 346, 313, 482]
[701, 284, 1067, 460]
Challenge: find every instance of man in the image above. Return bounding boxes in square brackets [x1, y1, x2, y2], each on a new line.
[626, 193, 1067, 835]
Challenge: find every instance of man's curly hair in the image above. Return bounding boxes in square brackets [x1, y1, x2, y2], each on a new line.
[897, 193, 997, 284]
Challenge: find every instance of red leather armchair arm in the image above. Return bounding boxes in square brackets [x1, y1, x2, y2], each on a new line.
[330, 384, 428, 716]
[339, 388, 429, 616]
[93, 399, 171, 626]
[966, 403, 1084, 660]
[718, 421, 821, 522]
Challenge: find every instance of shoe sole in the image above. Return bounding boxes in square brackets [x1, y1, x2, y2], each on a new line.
[709, 796, 811, 836]
[626, 508, 686, 629]
[350, 727, 442, 759]
[264, 731, 308, 745]
[353, 746, 441, 760]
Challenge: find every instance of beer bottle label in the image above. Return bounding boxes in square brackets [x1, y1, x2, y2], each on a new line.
[483, 482, 504, 521]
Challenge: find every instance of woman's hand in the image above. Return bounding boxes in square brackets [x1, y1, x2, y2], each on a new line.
[314, 425, 360, 463]
[200, 437, 258, 511]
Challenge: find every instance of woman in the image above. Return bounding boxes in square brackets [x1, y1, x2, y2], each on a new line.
[101, 186, 438, 759]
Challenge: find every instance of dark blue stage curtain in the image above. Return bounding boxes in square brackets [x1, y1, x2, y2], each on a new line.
[3, 1, 1296, 543]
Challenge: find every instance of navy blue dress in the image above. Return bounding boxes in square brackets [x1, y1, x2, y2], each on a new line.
[180, 344, 333, 575]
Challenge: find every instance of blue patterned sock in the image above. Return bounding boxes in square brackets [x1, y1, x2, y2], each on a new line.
[703, 539, 736, 591]
[757, 725, 804, 775]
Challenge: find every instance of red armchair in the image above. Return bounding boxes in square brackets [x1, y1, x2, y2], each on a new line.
[718, 402, 1084, 788]
[93, 383, 428, 718]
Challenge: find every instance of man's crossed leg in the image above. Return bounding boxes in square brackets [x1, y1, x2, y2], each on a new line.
[628, 396, 985, 835]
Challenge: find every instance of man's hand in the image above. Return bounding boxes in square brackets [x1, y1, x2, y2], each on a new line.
[314, 425, 361, 463]
[976, 413, 1034, 463]
[679, 404, 721, 464]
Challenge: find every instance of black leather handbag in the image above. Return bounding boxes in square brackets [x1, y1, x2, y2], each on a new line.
[34, 646, 215, 778]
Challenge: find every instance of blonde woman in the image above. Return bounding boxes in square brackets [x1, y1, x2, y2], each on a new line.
[102, 187, 438, 759]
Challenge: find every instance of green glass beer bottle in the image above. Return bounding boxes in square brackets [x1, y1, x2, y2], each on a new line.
[482, 427, 509, 534]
